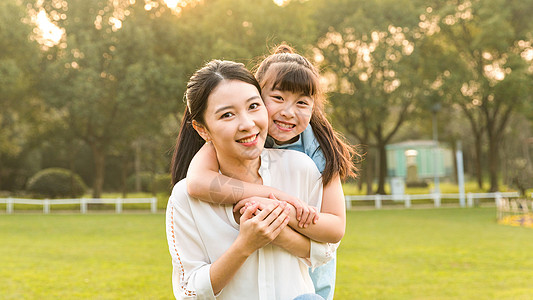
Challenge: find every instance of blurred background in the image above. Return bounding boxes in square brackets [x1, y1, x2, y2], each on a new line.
[1, 0, 533, 200]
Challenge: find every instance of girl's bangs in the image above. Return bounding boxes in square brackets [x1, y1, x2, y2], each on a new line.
[270, 65, 318, 96]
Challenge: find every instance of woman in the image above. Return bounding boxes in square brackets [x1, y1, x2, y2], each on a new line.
[166, 60, 333, 299]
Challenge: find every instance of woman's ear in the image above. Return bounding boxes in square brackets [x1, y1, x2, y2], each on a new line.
[192, 120, 211, 142]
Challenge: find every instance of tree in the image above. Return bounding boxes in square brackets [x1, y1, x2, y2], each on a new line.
[422, 0, 533, 191]
[0, 0, 43, 190]
[36, 0, 182, 197]
[314, 0, 428, 194]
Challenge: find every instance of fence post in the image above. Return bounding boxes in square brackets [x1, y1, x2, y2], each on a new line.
[375, 195, 382, 209]
[495, 192, 502, 208]
[467, 193, 473, 207]
[116, 198, 123, 214]
[345, 196, 352, 210]
[151, 197, 157, 213]
[433, 193, 441, 208]
[404, 195, 411, 208]
[7, 197, 13, 214]
[44, 199, 50, 214]
[81, 198, 87, 214]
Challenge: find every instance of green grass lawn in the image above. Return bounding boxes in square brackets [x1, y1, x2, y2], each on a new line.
[1, 208, 532, 299]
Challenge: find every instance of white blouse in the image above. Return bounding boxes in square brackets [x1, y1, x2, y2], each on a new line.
[166, 149, 336, 300]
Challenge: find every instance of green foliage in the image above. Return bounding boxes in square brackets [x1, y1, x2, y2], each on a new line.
[27, 168, 87, 198]
[126, 172, 171, 194]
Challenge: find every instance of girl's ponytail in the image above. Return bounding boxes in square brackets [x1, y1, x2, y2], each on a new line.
[310, 109, 357, 184]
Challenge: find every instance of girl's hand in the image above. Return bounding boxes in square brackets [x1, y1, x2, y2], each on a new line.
[279, 194, 309, 225]
[234, 196, 272, 214]
[269, 194, 319, 228]
[236, 201, 291, 255]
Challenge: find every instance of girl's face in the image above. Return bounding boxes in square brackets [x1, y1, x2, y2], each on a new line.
[261, 83, 314, 145]
[199, 80, 268, 163]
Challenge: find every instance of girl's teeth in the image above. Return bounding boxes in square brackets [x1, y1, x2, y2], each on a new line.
[276, 121, 293, 129]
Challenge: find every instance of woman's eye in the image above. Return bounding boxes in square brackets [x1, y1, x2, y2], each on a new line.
[249, 103, 260, 110]
[220, 112, 233, 119]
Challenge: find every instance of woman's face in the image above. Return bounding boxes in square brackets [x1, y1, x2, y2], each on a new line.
[200, 80, 268, 163]
[261, 83, 314, 145]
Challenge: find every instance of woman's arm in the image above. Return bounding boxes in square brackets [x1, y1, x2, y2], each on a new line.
[187, 143, 315, 223]
[168, 195, 290, 297]
[209, 202, 290, 294]
[271, 226, 310, 258]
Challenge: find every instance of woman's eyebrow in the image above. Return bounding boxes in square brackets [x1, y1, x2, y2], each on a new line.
[215, 105, 234, 115]
[214, 96, 261, 114]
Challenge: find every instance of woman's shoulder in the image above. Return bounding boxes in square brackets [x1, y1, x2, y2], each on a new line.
[169, 179, 190, 208]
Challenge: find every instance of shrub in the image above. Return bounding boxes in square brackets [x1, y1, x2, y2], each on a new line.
[27, 168, 87, 198]
[155, 173, 172, 194]
[127, 172, 153, 193]
[127, 172, 172, 194]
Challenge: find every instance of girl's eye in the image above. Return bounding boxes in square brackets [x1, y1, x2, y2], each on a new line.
[220, 112, 233, 119]
[272, 95, 283, 101]
[297, 100, 309, 106]
[249, 103, 260, 110]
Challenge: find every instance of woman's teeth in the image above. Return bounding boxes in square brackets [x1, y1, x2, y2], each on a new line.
[238, 135, 256, 143]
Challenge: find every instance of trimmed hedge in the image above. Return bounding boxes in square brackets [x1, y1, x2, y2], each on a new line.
[27, 168, 87, 198]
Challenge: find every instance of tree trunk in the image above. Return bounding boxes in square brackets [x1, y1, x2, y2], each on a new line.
[376, 143, 387, 195]
[365, 149, 374, 195]
[121, 157, 128, 198]
[135, 141, 142, 193]
[91, 144, 105, 198]
[488, 133, 500, 192]
[357, 167, 364, 191]
[451, 140, 458, 184]
[474, 133, 483, 190]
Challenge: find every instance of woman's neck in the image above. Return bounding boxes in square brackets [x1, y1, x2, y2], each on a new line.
[217, 155, 262, 184]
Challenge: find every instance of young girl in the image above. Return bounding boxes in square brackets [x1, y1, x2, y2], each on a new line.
[167, 60, 332, 299]
[185, 45, 356, 300]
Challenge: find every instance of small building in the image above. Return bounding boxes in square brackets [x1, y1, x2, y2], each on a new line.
[386, 140, 454, 185]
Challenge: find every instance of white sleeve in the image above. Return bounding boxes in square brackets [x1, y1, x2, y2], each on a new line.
[166, 187, 217, 299]
[308, 241, 339, 270]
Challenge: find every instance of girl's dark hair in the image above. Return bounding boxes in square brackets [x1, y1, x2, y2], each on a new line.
[171, 60, 261, 185]
[255, 44, 357, 184]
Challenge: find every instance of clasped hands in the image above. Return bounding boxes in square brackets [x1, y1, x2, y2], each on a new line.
[234, 194, 319, 228]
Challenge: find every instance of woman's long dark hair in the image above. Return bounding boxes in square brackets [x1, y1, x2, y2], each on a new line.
[171, 60, 262, 185]
[254, 44, 357, 185]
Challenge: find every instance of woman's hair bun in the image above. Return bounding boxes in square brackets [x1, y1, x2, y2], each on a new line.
[273, 43, 295, 54]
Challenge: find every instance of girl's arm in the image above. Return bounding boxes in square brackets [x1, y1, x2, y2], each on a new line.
[187, 143, 315, 223]
[285, 174, 345, 243]
[235, 175, 345, 243]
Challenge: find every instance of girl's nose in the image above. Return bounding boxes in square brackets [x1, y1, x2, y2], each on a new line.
[280, 103, 295, 118]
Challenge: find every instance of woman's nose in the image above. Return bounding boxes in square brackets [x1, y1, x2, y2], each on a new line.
[238, 113, 255, 131]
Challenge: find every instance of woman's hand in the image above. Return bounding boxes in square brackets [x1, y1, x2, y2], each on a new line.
[235, 201, 290, 256]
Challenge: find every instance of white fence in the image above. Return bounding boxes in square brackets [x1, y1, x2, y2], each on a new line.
[0, 197, 157, 214]
[345, 192, 521, 209]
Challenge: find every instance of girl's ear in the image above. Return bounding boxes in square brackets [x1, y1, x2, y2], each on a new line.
[192, 120, 211, 142]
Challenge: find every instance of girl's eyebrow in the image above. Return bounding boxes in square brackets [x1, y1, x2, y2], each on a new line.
[214, 96, 261, 114]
